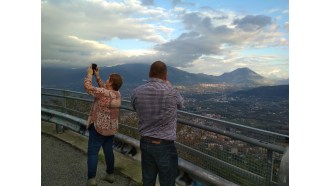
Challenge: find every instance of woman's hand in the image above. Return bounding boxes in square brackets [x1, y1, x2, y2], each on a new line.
[94, 66, 99, 77]
[87, 65, 93, 75]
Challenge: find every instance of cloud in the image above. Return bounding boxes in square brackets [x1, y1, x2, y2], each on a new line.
[41, 0, 167, 42]
[42, 33, 119, 66]
[233, 15, 272, 32]
[42, 32, 158, 67]
[41, 0, 288, 78]
[172, 0, 195, 7]
[141, 0, 154, 6]
[41, 0, 171, 66]
[179, 54, 288, 79]
[284, 21, 289, 31]
[152, 12, 287, 67]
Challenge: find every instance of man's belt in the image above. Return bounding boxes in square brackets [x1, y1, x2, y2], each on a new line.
[141, 136, 173, 144]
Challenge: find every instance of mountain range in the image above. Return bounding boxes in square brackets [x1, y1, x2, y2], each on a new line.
[41, 63, 288, 94]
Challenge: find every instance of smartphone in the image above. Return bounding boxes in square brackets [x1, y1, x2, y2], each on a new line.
[92, 64, 97, 75]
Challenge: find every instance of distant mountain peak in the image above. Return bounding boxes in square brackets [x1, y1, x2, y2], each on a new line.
[236, 67, 251, 70]
[229, 67, 260, 76]
[218, 67, 267, 85]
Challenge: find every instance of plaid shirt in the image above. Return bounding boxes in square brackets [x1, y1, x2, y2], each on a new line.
[131, 78, 184, 141]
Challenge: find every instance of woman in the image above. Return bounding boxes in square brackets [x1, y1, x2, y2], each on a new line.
[84, 64, 123, 186]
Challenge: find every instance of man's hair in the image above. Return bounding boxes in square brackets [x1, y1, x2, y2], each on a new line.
[149, 60, 167, 78]
[109, 74, 123, 91]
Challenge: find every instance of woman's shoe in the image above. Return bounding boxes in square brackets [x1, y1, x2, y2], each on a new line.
[103, 173, 114, 183]
[86, 178, 97, 186]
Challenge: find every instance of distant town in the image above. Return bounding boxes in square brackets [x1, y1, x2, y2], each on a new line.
[123, 83, 289, 136]
[181, 91, 288, 135]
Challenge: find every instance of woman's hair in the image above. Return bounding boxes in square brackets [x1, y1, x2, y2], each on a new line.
[149, 60, 167, 79]
[109, 74, 123, 91]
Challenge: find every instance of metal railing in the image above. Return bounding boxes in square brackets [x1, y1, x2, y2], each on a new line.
[41, 88, 289, 186]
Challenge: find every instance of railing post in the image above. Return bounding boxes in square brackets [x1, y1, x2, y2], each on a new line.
[278, 147, 289, 186]
[265, 149, 274, 185]
[55, 90, 66, 134]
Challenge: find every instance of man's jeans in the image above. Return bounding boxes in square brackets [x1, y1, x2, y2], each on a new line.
[140, 138, 178, 186]
[87, 124, 114, 179]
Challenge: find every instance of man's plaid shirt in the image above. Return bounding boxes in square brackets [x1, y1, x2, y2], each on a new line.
[131, 78, 184, 141]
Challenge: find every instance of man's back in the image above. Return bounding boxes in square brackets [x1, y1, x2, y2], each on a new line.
[131, 78, 183, 140]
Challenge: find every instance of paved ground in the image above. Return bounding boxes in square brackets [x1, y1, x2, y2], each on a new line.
[41, 133, 139, 186]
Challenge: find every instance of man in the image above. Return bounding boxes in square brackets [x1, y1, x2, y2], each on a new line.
[131, 61, 184, 186]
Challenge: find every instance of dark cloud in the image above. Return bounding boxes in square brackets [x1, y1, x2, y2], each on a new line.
[182, 12, 212, 33]
[182, 12, 234, 36]
[284, 22, 289, 31]
[213, 25, 232, 34]
[172, 0, 195, 7]
[233, 15, 272, 31]
[214, 15, 228, 20]
[141, 0, 154, 6]
[182, 13, 200, 29]
[154, 13, 231, 66]
[154, 31, 221, 67]
[153, 13, 282, 67]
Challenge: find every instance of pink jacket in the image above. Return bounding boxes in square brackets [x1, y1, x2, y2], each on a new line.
[84, 75, 121, 136]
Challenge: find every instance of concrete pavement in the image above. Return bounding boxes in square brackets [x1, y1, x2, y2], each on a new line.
[41, 121, 141, 186]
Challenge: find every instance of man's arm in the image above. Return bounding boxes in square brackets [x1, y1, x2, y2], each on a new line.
[130, 89, 137, 111]
[176, 91, 184, 109]
[167, 80, 184, 109]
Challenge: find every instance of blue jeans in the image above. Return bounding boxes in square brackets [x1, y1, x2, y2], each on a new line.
[87, 124, 114, 179]
[140, 138, 178, 186]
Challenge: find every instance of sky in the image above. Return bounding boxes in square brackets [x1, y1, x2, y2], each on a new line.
[3, 1, 330, 185]
[41, 0, 289, 79]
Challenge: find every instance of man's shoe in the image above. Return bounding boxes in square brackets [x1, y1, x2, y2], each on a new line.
[103, 173, 114, 183]
[86, 178, 97, 186]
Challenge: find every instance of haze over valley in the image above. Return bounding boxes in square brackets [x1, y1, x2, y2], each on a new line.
[42, 64, 289, 135]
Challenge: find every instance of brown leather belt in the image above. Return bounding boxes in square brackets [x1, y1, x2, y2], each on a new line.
[141, 136, 173, 144]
